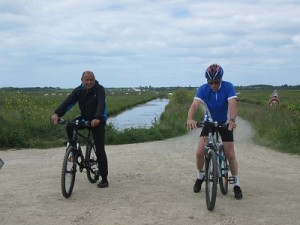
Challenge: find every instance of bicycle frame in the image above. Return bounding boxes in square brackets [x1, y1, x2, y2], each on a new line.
[66, 120, 93, 170]
[59, 119, 99, 198]
[198, 120, 230, 211]
[204, 121, 226, 180]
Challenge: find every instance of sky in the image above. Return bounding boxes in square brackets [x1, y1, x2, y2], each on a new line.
[1, 0, 300, 88]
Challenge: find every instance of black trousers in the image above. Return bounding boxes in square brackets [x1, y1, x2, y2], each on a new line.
[66, 121, 108, 179]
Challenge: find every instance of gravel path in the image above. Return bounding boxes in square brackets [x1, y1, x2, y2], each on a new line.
[0, 117, 299, 225]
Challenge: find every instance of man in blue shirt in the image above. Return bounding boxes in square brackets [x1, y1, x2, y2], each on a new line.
[186, 64, 243, 199]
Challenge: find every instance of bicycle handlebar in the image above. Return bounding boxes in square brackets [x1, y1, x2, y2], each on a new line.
[58, 118, 92, 128]
[196, 121, 227, 129]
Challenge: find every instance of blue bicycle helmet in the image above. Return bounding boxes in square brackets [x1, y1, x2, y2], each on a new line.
[205, 64, 223, 80]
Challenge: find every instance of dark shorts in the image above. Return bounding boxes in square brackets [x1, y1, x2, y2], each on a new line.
[200, 124, 234, 142]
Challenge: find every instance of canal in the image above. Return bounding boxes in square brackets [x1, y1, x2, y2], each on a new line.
[107, 98, 169, 130]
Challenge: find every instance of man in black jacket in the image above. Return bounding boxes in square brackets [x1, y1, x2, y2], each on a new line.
[51, 71, 109, 188]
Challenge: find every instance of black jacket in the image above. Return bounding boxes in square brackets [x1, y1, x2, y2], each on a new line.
[54, 80, 107, 123]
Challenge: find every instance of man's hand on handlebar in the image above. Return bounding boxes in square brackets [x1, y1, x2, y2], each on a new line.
[91, 119, 100, 127]
[51, 113, 60, 125]
[227, 120, 236, 131]
[186, 119, 198, 130]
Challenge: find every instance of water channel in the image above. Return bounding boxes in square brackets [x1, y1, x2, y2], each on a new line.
[107, 98, 169, 130]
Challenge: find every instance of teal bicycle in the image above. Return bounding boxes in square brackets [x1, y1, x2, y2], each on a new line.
[197, 120, 236, 211]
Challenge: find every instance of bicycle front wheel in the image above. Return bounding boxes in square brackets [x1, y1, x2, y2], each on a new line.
[86, 143, 99, 183]
[61, 146, 77, 198]
[219, 146, 229, 195]
[205, 149, 218, 211]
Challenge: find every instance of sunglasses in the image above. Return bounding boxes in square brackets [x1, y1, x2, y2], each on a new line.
[207, 80, 221, 85]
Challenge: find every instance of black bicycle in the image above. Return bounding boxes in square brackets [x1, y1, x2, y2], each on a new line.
[197, 120, 235, 211]
[58, 119, 99, 198]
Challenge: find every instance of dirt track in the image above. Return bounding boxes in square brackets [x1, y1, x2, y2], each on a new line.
[0, 117, 299, 225]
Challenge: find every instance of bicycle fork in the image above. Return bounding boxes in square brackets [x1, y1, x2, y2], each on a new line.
[68, 142, 85, 172]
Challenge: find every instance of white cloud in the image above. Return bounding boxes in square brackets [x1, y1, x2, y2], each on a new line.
[291, 35, 300, 46]
[0, 0, 300, 87]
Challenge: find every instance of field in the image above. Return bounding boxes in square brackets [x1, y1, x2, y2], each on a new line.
[0, 89, 159, 149]
[236, 88, 300, 112]
[236, 88, 300, 154]
[0, 87, 299, 154]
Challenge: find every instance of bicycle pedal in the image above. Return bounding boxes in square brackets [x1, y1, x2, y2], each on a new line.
[228, 176, 236, 184]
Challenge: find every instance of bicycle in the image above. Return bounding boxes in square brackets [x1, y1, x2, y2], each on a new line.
[197, 120, 236, 211]
[58, 119, 99, 198]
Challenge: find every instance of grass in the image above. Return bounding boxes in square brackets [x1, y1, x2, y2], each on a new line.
[237, 89, 300, 154]
[0, 90, 159, 149]
[0, 87, 299, 155]
[105, 89, 197, 144]
[0, 89, 193, 149]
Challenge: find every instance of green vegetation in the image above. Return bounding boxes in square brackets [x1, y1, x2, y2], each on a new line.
[0, 88, 193, 149]
[0, 89, 158, 149]
[105, 89, 199, 144]
[237, 88, 300, 112]
[0, 86, 299, 155]
[237, 88, 300, 154]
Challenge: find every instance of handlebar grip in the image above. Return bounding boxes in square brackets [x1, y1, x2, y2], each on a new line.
[196, 122, 204, 128]
[83, 121, 91, 126]
[58, 118, 66, 125]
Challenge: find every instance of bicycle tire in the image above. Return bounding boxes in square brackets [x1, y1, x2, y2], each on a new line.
[86, 143, 99, 183]
[205, 149, 218, 211]
[218, 146, 229, 195]
[61, 146, 77, 198]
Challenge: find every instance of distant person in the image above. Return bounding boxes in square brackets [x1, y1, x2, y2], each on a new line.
[51, 71, 109, 188]
[186, 64, 243, 199]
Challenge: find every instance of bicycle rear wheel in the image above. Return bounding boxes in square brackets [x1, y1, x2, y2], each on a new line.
[61, 146, 77, 198]
[205, 149, 218, 211]
[86, 143, 99, 183]
[219, 146, 229, 195]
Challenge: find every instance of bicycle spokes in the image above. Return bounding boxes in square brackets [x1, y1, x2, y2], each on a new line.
[61, 147, 77, 198]
[86, 144, 99, 183]
[205, 150, 218, 211]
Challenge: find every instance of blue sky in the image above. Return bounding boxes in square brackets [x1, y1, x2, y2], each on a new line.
[1, 0, 300, 88]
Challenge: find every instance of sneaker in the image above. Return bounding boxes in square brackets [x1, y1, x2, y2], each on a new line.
[97, 179, 109, 188]
[193, 178, 204, 193]
[234, 186, 243, 199]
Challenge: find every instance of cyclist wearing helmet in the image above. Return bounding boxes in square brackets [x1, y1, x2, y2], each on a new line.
[186, 64, 243, 200]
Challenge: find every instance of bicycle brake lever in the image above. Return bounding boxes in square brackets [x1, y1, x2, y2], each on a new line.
[84, 121, 91, 126]
[58, 118, 66, 124]
[196, 122, 204, 128]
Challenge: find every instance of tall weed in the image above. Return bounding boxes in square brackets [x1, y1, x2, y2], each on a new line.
[238, 103, 300, 154]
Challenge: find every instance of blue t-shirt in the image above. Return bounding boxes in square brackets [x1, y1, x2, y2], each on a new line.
[194, 81, 237, 122]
